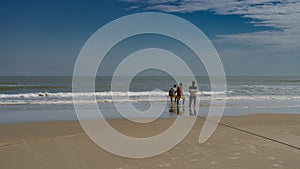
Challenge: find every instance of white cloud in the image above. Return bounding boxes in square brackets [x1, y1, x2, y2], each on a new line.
[121, 0, 300, 51]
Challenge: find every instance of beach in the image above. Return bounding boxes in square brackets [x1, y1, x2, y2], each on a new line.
[1, 114, 299, 169]
[1, 76, 300, 168]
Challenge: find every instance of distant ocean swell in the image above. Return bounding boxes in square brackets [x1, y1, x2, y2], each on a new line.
[0, 85, 66, 91]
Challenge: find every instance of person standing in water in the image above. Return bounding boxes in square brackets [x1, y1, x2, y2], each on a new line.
[188, 81, 198, 107]
[168, 84, 177, 103]
[176, 83, 185, 106]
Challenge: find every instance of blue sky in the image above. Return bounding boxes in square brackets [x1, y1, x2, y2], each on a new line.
[0, 0, 299, 76]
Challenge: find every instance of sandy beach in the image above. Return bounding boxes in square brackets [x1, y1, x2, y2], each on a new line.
[0, 114, 299, 169]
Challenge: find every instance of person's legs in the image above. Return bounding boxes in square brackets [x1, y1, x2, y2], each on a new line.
[193, 96, 196, 107]
[176, 96, 182, 106]
[182, 96, 185, 105]
[189, 96, 192, 107]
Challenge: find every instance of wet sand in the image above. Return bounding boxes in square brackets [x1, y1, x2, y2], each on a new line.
[0, 114, 299, 169]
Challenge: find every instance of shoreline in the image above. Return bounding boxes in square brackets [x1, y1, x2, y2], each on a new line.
[1, 111, 300, 125]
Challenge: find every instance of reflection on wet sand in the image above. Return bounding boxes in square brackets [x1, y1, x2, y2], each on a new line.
[168, 103, 198, 116]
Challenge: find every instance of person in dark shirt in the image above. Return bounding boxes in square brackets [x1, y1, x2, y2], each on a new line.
[168, 84, 177, 103]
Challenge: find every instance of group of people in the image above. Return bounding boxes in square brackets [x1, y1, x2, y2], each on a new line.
[168, 81, 198, 107]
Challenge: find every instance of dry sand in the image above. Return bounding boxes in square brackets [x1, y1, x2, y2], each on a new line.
[0, 114, 299, 169]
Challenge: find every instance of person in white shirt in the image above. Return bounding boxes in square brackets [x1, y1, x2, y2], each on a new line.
[188, 81, 198, 107]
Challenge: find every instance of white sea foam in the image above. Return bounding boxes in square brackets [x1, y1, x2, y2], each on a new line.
[0, 91, 300, 108]
[0, 90, 228, 99]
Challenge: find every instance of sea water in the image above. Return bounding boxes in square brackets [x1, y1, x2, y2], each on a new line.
[0, 76, 299, 123]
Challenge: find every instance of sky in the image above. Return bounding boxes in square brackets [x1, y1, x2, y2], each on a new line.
[0, 0, 299, 76]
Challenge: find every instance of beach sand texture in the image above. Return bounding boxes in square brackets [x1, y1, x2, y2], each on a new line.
[0, 114, 299, 169]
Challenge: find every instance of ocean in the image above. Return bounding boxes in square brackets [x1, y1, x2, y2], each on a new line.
[0, 76, 299, 123]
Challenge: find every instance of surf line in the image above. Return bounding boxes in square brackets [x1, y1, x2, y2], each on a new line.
[200, 116, 300, 151]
